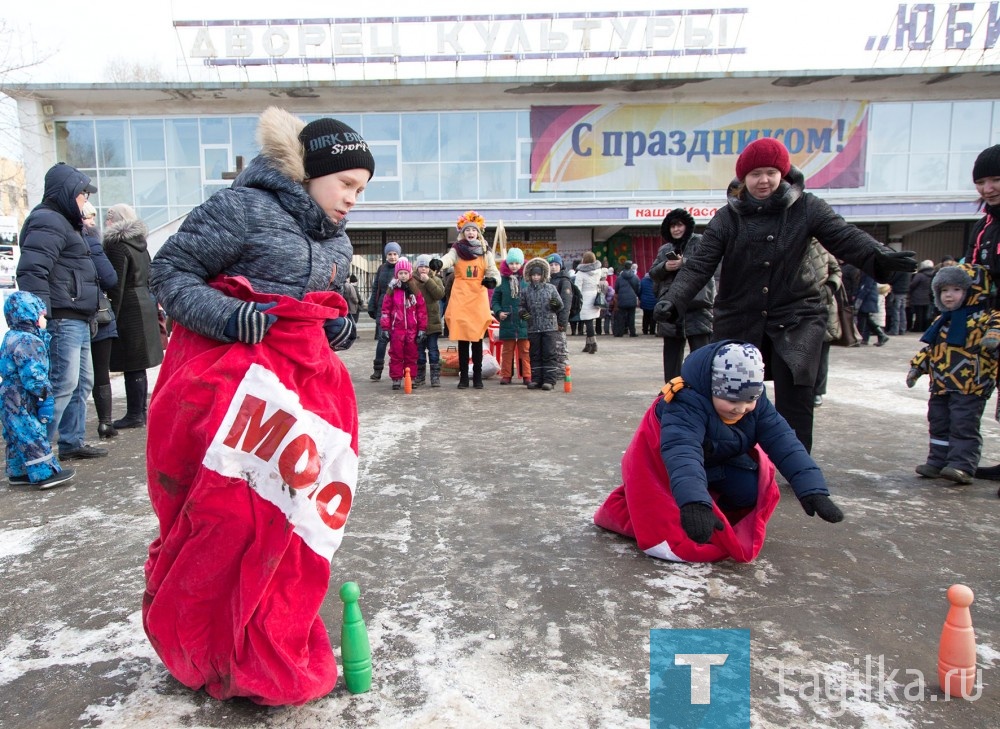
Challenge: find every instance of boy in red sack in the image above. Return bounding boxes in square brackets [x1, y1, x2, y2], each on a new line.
[594, 341, 844, 562]
[146, 107, 374, 705]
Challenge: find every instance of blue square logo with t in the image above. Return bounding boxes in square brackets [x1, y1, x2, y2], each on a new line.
[650, 629, 750, 729]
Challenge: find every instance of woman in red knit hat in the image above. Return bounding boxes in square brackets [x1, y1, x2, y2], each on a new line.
[655, 137, 917, 452]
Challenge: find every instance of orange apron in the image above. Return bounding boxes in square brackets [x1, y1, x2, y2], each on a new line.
[445, 254, 493, 341]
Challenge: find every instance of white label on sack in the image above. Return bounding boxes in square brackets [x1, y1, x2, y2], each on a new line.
[202, 362, 358, 561]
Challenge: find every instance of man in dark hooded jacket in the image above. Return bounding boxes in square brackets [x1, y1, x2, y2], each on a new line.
[16, 163, 108, 460]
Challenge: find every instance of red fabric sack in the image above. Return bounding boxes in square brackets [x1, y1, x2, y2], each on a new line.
[593, 395, 780, 563]
[142, 276, 358, 705]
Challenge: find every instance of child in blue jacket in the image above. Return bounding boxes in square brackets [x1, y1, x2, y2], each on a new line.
[595, 340, 843, 561]
[0, 291, 75, 489]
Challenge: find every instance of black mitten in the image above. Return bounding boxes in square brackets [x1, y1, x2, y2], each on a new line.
[653, 299, 678, 324]
[679, 502, 724, 544]
[482, 277, 498, 289]
[799, 493, 844, 523]
[873, 249, 917, 279]
[429, 258, 444, 272]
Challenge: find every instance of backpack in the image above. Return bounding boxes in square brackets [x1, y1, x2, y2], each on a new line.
[569, 282, 583, 319]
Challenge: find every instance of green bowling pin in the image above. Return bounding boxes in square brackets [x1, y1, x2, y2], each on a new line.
[339, 581, 372, 693]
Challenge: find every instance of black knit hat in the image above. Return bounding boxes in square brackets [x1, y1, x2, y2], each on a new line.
[973, 144, 1000, 182]
[299, 118, 375, 181]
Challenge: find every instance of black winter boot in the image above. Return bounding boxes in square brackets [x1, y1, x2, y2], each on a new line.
[413, 364, 427, 387]
[93, 383, 118, 439]
[370, 360, 384, 381]
[113, 371, 148, 429]
[473, 367, 484, 389]
[430, 363, 441, 387]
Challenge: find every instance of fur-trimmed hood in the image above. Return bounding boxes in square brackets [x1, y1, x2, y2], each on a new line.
[661, 208, 695, 246]
[524, 257, 551, 283]
[254, 107, 308, 183]
[103, 219, 149, 251]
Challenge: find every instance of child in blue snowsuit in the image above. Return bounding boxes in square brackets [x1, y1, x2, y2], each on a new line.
[0, 292, 75, 489]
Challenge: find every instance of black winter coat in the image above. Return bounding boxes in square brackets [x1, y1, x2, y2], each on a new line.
[367, 262, 395, 320]
[16, 164, 101, 321]
[650, 235, 715, 340]
[614, 270, 641, 308]
[908, 267, 935, 307]
[84, 226, 119, 343]
[105, 219, 164, 372]
[662, 167, 892, 385]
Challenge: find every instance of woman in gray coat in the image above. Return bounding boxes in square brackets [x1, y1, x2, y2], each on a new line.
[104, 204, 164, 428]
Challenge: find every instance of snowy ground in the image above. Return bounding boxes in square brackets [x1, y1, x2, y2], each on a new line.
[1, 332, 997, 728]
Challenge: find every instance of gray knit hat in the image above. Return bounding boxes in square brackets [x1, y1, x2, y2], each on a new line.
[711, 343, 765, 402]
[931, 264, 972, 309]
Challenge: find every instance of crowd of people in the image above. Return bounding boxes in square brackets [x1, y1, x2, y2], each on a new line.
[2, 99, 997, 706]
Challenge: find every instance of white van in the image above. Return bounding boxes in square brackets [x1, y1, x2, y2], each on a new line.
[0, 215, 19, 290]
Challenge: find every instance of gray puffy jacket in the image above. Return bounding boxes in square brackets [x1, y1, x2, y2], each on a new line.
[150, 108, 354, 342]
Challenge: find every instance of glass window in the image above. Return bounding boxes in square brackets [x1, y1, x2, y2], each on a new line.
[363, 180, 401, 202]
[230, 116, 259, 164]
[137, 207, 168, 230]
[441, 162, 477, 200]
[910, 103, 951, 153]
[868, 104, 911, 155]
[907, 153, 948, 191]
[130, 120, 166, 167]
[371, 142, 400, 179]
[949, 150, 981, 191]
[200, 117, 230, 145]
[518, 177, 554, 199]
[478, 112, 517, 161]
[202, 146, 232, 182]
[401, 114, 439, 163]
[95, 121, 128, 168]
[950, 102, 993, 153]
[56, 120, 96, 169]
[441, 113, 477, 161]
[133, 169, 168, 206]
[168, 168, 202, 209]
[96, 169, 132, 209]
[868, 154, 909, 192]
[402, 163, 440, 200]
[479, 162, 516, 199]
[363, 114, 400, 141]
[165, 119, 200, 167]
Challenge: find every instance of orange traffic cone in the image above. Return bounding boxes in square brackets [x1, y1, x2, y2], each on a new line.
[404, 367, 412, 394]
[564, 365, 572, 393]
[938, 584, 977, 698]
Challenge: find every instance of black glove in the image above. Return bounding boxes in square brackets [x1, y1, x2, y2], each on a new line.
[679, 503, 724, 544]
[223, 302, 277, 344]
[873, 249, 918, 279]
[799, 493, 844, 523]
[378, 328, 391, 344]
[519, 310, 531, 320]
[323, 316, 357, 351]
[653, 299, 678, 324]
[482, 276, 498, 289]
[905, 368, 921, 388]
[416, 330, 427, 346]
[429, 258, 443, 272]
[549, 298, 561, 311]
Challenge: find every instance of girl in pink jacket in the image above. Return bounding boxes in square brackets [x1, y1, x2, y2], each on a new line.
[380, 257, 428, 390]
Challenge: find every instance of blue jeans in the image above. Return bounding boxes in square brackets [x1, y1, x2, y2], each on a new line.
[47, 318, 94, 450]
[417, 333, 441, 367]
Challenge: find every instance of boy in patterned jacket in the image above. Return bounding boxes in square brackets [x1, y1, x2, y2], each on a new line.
[0, 291, 75, 489]
[907, 263, 1000, 486]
